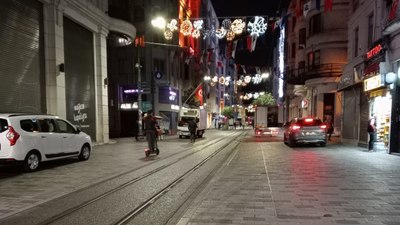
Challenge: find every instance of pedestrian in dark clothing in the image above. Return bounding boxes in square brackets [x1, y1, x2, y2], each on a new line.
[188, 119, 198, 143]
[143, 111, 158, 151]
[368, 117, 376, 151]
[324, 116, 334, 141]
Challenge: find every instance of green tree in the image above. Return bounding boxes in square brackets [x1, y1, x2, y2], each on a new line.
[252, 93, 275, 106]
[221, 106, 234, 118]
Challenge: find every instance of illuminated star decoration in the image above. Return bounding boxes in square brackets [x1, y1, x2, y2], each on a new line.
[180, 19, 193, 36]
[164, 30, 173, 40]
[226, 30, 235, 41]
[247, 16, 267, 36]
[216, 28, 227, 39]
[252, 74, 262, 84]
[222, 19, 232, 30]
[192, 20, 203, 38]
[231, 19, 246, 34]
[167, 19, 178, 31]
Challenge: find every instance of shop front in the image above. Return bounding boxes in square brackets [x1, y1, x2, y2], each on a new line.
[0, 0, 45, 113]
[158, 86, 180, 135]
[364, 75, 392, 151]
[338, 64, 364, 145]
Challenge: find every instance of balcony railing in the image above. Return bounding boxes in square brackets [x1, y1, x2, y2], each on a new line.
[383, 5, 400, 35]
[285, 63, 344, 85]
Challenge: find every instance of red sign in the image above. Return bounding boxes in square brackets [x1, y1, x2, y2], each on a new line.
[366, 44, 383, 59]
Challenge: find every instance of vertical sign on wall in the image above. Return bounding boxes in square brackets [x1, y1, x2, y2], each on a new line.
[63, 17, 96, 139]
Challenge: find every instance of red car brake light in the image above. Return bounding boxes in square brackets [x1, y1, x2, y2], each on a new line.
[291, 125, 301, 130]
[305, 118, 313, 123]
[320, 125, 327, 129]
[6, 126, 20, 146]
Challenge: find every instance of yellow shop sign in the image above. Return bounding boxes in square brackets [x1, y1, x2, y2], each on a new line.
[364, 75, 384, 92]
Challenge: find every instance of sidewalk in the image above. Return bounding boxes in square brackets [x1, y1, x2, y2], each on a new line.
[175, 132, 400, 225]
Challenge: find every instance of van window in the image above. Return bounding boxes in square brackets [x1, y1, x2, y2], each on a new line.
[38, 119, 56, 132]
[56, 119, 76, 134]
[0, 119, 8, 133]
[20, 119, 39, 132]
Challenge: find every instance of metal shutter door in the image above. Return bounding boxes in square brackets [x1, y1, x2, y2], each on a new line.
[63, 17, 96, 139]
[0, 0, 44, 113]
[342, 89, 359, 139]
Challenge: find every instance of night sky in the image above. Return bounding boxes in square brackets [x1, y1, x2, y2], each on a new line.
[210, 0, 290, 67]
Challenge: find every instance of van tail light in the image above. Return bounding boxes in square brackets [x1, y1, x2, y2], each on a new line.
[291, 125, 301, 130]
[6, 126, 20, 146]
[320, 125, 327, 129]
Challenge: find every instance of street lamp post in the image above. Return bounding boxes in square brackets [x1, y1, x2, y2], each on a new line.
[135, 57, 143, 140]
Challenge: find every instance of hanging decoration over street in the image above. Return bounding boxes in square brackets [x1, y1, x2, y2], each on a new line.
[247, 16, 267, 37]
[180, 19, 193, 36]
[157, 16, 270, 41]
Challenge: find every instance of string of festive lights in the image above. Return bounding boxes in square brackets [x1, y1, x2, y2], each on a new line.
[158, 16, 270, 41]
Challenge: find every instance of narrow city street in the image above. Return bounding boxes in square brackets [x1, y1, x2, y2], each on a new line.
[1, 129, 399, 225]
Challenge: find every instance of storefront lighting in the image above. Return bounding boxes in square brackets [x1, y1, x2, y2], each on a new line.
[385, 72, 396, 84]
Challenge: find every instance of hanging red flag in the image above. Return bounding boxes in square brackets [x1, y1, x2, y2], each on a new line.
[296, 0, 302, 17]
[195, 84, 203, 106]
[324, 0, 333, 12]
[389, 0, 399, 21]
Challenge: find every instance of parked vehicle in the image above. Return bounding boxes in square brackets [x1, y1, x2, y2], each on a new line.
[0, 113, 92, 172]
[254, 106, 278, 136]
[178, 107, 207, 138]
[283, 117, 327, 147]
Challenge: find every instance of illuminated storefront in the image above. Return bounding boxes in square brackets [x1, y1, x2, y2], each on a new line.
[364, 75, 392, 149]
[363, 41, 391, 151]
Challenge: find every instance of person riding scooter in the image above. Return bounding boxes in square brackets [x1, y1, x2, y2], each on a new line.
[143, 110, 158, 152]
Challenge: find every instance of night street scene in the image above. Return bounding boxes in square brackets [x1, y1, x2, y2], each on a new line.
[2, 0, 400, 224]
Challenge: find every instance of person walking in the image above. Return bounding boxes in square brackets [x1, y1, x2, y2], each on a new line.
[367, 116, 376, 151]
[143, 110, 158, 151]
[188, 119, 198, 143]
[324, 115, 334, 141]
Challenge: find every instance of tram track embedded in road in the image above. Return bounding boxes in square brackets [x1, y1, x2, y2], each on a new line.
[113, 131, 246, 225]
[33, 131, 246, 225]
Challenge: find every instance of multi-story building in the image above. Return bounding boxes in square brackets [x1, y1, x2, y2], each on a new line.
[339, 0, 384, 148]
[384, 0, 400, 153]
[340, 0, 400, 153]
[107, 0, 220, 137]
[284, 0, 349, 137]
[0, 0, 137, 144]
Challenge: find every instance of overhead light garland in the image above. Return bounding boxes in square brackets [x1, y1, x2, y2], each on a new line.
[156, 16, 269, 41]
[236, 74, 269, 85]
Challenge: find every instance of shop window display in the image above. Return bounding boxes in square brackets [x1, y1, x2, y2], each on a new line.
[371, 95, 392, 148]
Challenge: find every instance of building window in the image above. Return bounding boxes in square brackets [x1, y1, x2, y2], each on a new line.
[299, 28, 306, 48]
[314, 50, 320, 66]
[307, 52, 314, 68]
[307, 50, 320, 68]
[367, 13, 374, 48]
[309, 14, 321, 36]
[292, 43, 296, 58]
[292, 17, 296, 32]
[298, 61, 305, 74]
[354, 27, 359, 57]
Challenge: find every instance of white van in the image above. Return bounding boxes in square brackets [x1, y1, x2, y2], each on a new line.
[0, 114, 92, 172]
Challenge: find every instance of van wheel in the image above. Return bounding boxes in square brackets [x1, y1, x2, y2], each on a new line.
[320, 142, 326, 147]
[79, 145, 91, 161]
[23, 152, 40, 172]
